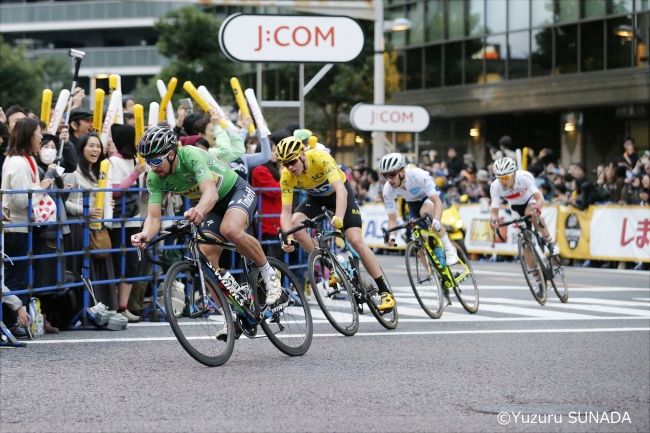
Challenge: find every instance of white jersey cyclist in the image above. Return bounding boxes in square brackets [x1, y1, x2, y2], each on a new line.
[489, 169, 541, 210]
[383, 167, 440, 214]
[379, 153, 458, 266]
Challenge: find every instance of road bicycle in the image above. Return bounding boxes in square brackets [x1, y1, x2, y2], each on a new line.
[141, 220, 313, 367]
[496, 214, 569, 305]
[280, 207, 398, 336]
[383, 214, 479, 318]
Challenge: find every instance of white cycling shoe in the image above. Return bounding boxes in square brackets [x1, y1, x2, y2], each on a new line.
[444, 246, 459, 266]
[264, 274, 282, 305]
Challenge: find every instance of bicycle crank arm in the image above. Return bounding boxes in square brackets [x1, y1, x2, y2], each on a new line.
[189, 308, 211, 319]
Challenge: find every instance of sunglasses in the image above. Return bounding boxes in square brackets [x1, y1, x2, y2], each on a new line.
[281, 158, 300, 168]
[383, 171, 400, 179]
[145, 151, 171, 167]
[497, 174, 513, 182]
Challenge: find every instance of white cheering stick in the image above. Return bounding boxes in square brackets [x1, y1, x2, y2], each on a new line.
[100, 90, 121, 146]
[244, 88, 271, 137]
[198, 86, 233, 130]
[47, 89, 70, 135]
[148, 102, 160, 129]
[156, 79, 176, 126]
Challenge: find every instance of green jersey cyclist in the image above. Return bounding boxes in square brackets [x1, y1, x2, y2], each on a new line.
[130, 127, 283, 317]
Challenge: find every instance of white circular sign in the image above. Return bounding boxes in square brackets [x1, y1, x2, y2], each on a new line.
[350, 104, 430, 132]
[219, 14, 365, 63]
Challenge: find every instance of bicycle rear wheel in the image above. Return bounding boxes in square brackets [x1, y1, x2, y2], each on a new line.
[549, 256, 569, 303]
[358, 263, 398, 330]
[163, 261, 234, 367]
[252, 257, 313, 356]
[518, 237, 547, 305]
[308, 248, 359, 336]
[405, 240, 444, 319]
[449, 244, 479, 313]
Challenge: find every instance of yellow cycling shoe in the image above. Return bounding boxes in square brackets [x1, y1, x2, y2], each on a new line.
[378, 292, 395, 311]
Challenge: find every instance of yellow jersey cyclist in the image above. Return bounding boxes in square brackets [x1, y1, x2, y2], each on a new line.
[277, 137, 395, 312]
[489, 157, 560, 257]
[380, 153, 459, 266]
[130, 126, 283, 316]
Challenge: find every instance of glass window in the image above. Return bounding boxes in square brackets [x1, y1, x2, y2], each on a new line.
[447, 0, 465, 39]
[444, 42, 463, 85]
[636, 0, 650, 12]
[532, 0, 554, 27]
[556, 0, 579, 23]
[607, 17, 634, 69]
[508, 31, 530, 79]
[405, 48, 423, 90]
[584, 0, 606, 18]
[637, 13, 650, 67]
[406, 1, 425, 45]
[395, 50, 406, 92]
[611, 0, 633, 14]
[555, 24, 578, 73]
[509, 0, 530, 31]
[531, 27, 553, 75]
[486, 0, 506, 33]
[424, 45, 442, 88]
[426, 0, 445, 41]
[581, 20, 604, 71]
[467, 0, 485, 36]
[485, 34, 506, 82]
[465, 38, 484, 83]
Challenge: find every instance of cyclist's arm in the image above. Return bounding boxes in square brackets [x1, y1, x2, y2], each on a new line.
[331, 179, 347, 221]
[194, 178, 219, 217]
[489, 182, 501, 226]
[429, 192, 444, 221]
[280, 203, 294, 235]
[387, 212, 398, 230]
[140, 203, 162, 242]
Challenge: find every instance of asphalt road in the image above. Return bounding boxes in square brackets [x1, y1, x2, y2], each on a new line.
[2, 256, 649, 433]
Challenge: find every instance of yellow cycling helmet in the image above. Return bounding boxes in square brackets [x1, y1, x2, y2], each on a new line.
[276, 136, 305, 162]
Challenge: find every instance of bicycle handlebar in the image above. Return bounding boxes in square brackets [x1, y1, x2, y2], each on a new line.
[493, 213, 546, 242]
[278, 206, 334, 244]
[381, 213, 432, 244]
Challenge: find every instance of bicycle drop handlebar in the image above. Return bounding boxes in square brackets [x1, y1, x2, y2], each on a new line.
[278, 206, 334, 244]
[381, 213, 433, 244]
[493, 214, 538, 242]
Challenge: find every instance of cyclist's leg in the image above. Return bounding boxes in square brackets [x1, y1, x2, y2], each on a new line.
[524, 203, 559, 255]
[420, 199, 458, 265]
[292, 195, 322, 253]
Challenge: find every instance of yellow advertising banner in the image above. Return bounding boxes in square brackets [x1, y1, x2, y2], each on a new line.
[555, 205, 593, 259]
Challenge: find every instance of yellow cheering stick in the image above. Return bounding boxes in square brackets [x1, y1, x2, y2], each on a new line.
[230, 77, 255, 134]
[93, 89, 105, 132]
[40, 89, 52, 124]
[158, 77, 177, 121]
[182, 81, 211, 113]
[133, 104, 145, 164]
[92, 159, 111, 229]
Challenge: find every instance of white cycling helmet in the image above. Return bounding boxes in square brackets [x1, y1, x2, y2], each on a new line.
[379, 153, 407, 173]
[493, 157, 517, 176]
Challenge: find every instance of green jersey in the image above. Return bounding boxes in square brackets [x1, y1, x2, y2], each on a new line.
[146, 146, 238, 205]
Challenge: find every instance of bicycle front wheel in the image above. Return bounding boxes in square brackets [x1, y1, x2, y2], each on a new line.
[549, 256, 569, 303]
[252, 257, 313, 356]
[518, 237, 547, 305]
[308, 248, 359, 336]
[405, 240, 444, 319]
[358, 264, 398, 330]
[163, 261, 234, 367]
[449, 244, 479, 314]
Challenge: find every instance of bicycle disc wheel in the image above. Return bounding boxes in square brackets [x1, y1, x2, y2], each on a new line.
[518, 237, 547, 305]
[308, 248, 359, 336]
[358, 263, 398, 330]
[163, 261, 234, 367]
[405, 240, 444, 319]
[449, 244, 479, 314]
[252, 257, 313, 356]
[549, 256, 569, 303]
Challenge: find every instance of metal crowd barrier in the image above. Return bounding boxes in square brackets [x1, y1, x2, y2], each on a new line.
[0, 186, 308, 338]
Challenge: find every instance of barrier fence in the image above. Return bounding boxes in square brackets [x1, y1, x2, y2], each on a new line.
[0, 186, 308, 334]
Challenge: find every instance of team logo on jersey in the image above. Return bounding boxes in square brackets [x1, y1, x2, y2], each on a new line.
[409, 187, 422, 194]
[188, 176, 197, 184]
[196, 169, 205, 177]
[311, 172, 325, 181]
[190, 159, 199, 166]
[322, 160, 328, 167]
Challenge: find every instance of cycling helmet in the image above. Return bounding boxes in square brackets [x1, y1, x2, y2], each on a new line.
[138, 126, 177, 158]
[379, 153, 407, 173]
[493, 157, 517, 176]
[276, 136, 305, 162]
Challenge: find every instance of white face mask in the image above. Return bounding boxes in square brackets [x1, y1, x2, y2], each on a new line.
[40, 148, 57, 164]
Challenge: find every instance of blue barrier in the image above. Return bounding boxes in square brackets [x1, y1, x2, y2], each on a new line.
[0, 186, 308, 335]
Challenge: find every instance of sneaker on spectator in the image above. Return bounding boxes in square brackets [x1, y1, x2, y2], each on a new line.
[120, 309, 141, 323]
[43, 317, 59, 334]
[9, 325, 29, 339]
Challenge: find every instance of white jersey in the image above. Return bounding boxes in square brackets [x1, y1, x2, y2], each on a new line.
[383, 167, 439, 214]
[490, 170, 541, 208]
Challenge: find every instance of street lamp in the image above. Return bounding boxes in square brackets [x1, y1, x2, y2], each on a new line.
[373, 0, 411, 166]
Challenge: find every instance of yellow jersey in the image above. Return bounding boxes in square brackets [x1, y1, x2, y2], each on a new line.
[280, 149, 347, 205]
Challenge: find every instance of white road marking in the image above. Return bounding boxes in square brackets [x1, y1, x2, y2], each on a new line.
[25, 327, 650, 344]
[552, 297, 650, 308]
